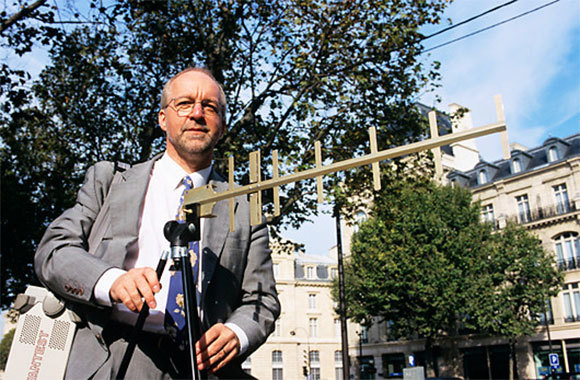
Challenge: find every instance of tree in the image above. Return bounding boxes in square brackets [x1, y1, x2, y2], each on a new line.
[340, 176, 490, 375]
[468, 223, 562, 380]
[1, 0, 450, 308]
[338, 176, 563, 378]
[0, 328, 15, 370]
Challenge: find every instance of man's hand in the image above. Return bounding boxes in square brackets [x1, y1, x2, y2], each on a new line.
[196, 323, 240, 373]
[109, 267, 160, 312]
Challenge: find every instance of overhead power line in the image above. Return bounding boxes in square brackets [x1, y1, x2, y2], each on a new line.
[423, 0, 561, 54]
[421, 0, 519, 42]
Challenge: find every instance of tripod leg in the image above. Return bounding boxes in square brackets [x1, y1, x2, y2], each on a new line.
[179, 252, 205, 379]
[116, 251, 169, 380]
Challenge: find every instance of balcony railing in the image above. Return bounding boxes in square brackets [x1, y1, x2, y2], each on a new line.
[557, 257, 580, 271]
[506, 200, 577, 225]
[564, 315, 577, 323]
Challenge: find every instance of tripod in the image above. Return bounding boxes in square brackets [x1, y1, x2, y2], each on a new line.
[117, 203, 205, 379]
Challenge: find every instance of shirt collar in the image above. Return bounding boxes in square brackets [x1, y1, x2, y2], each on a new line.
[157, 152, 213, 190]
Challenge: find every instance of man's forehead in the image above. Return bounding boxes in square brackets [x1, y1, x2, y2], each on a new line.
[171, 71, 220, 96]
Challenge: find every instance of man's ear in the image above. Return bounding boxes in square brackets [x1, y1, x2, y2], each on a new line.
[158, 109, 167, 132]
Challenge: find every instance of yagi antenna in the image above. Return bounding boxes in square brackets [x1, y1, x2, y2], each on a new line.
[183, 96, 507, 232]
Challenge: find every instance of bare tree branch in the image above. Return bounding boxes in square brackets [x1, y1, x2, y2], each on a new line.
[1, 0, 48, 34]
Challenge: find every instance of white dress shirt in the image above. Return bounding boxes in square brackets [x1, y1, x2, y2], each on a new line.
[93, 153, 248, 353]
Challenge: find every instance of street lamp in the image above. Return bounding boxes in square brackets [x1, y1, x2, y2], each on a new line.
[542, 298, 555, 377]
[334, 200, 351, 380]
[291, 328, 310, 379]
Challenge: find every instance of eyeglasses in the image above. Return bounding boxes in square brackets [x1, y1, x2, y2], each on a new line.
[166, 97, 221, 117]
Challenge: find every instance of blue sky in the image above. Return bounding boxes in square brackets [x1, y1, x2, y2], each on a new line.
[284, 0, 580, 255]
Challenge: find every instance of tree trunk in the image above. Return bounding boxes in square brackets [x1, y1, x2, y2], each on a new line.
[509, 339, 515, 380]
[425, 337, 438, 377]
[486, 346, 492, 380]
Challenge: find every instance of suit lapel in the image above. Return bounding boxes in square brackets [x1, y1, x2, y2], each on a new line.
[108, 157, 158, 267]
[201, 170, 236, 298]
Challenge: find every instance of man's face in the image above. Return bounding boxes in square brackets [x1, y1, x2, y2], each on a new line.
[158, 71, 225, 167]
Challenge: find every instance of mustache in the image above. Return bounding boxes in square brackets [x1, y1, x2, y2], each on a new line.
[181, 124, 209, 133]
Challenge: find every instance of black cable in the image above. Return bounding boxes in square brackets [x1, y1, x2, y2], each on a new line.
[422, 0, 519, 42]
[423, 0, 561, 54]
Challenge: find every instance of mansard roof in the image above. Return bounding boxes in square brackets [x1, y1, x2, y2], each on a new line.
[454, 132, 580, 189]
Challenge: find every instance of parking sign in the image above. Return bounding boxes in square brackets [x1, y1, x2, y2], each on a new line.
[549, 353, 559, 367]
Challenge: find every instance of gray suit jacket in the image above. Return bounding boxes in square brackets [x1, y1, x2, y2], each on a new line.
[35, 156, 280, 379]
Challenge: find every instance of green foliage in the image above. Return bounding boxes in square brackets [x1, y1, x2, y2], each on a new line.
[337, 176, 563, 364]
[469, 223, 563, 340]
[1, 0, 450, 308]
[341, 177, 489, 341]
[0, 328, 15, 370]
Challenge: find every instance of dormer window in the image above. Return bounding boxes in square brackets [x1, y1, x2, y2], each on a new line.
[353, 210, 368, 233]
[478, 170, 488, 185]
[447, 171, 470, 188]
[512, 158, 521, 174]
[548, 146, 559, 162]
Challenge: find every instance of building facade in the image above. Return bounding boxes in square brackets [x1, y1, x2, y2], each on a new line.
[244, 236, 344, 380]
[243, 98, 580, 379]
[347, 132, 580, 379]
[448, 132, 580, 378]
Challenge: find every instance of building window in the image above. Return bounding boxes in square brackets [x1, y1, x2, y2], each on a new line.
[512, 158, 521, 174]
[309, 318, 318, 337]
[272, 368, 283, 380]
[478, 170, 488, 185]
[360, 326, 369, 343]
[334, 318, 341, 337]
[562, 283, 580, 323]
[272, 350, 283, 363]
[516, 194, 531, 223]
[555, 232, 580, 271]
[310, 351, 321, 380]
[386, 320, 396, 341]
[548, 146, 559, 162]
[553, 183, 570, 214]
[311, 368, 321, 380]
[481, 204, 494, 224]
[331, 267, 338, 279]
[308, 294, 317, 310]
[272, 350, 283, 380]
[309, 350, 320, 364]
[307, 266, 315, 279]
[335, 366, 344, 380]
[353, 210, 368, 233]
[539, 299, 554, 325]
[335, 350, 344, 380]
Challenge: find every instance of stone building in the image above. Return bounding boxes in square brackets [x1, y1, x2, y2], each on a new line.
[346, 130, 580, 379]
[447, 131, 580, 378]
[243, 97, 580, 379]
[244, 235, 343, 380]
[338, 95, 580, 378]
